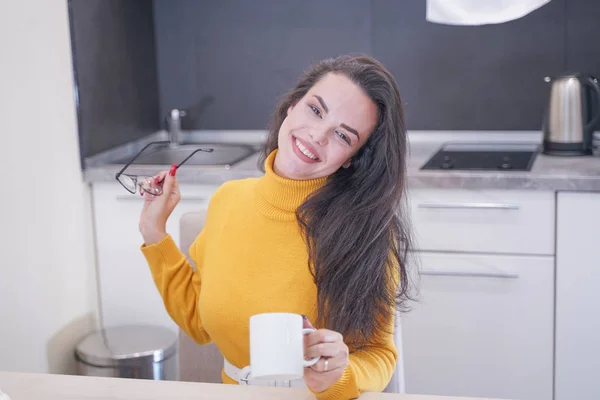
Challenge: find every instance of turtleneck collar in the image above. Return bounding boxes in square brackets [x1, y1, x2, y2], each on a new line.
[254, 149, 327, 221]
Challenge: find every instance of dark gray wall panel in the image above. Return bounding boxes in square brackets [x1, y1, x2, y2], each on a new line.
[372, 0, 566, 130]
[153, 0, 372, 130]
[71, 0, 600, 148]
[566, 0, 600, 75]
[70, 0, 160, 159]
[565, 0, 600, 130]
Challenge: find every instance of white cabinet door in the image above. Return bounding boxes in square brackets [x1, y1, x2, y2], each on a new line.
[92, 182, 219, 331]
[407, 189, 555, 255]
[402, 251, 554, 400]
[556, 192, 600, 400]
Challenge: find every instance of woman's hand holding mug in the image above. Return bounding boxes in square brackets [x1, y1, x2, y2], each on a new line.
[139, 164, 180, 245]
[302, 316, 350, 393]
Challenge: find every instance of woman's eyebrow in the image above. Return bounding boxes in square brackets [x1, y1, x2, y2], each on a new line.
[314, 95, 329, 113]
[341, 123, 360, 139]
[314, 95, 360, 139]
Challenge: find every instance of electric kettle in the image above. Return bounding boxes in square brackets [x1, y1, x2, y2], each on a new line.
[542, 73, 600, 156]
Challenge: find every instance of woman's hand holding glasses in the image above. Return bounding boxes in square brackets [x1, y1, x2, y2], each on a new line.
[114, 142, 213, 246]
[138, 164, 181, 246]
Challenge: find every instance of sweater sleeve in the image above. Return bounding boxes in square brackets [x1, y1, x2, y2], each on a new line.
[311, 316, 398, 400]
[140, 230, 211, 345]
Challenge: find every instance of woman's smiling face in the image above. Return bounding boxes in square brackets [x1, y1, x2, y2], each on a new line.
[273, 72, 378, 180]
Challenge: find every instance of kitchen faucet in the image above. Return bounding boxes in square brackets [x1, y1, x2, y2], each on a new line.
[167, 108, 186, 147]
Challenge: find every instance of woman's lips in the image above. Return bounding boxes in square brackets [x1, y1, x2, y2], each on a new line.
[292, 135, 320, 163]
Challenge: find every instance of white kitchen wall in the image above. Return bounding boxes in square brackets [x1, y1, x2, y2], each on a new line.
[0, 0, 99, 373]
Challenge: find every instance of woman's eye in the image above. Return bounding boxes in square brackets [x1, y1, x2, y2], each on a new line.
[309, 105, 322, 118]
[337, 131, 351, 145]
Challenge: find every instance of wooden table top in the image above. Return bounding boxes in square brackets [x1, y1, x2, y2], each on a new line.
[0, 371, 503, 400]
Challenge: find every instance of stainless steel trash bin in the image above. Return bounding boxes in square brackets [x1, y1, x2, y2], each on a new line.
[75, 325, 178, 380]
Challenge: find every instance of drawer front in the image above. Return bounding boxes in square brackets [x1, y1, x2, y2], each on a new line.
[402, 251, 554, 400]
[408, 189, 555, 255]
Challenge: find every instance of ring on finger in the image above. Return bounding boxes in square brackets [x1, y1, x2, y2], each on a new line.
[324, 358, 329, 372]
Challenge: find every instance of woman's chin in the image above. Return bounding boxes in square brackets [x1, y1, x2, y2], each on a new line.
[275, 149, 330, 180]
[282, 164, 317, 180]
[281, 166, 309, 180]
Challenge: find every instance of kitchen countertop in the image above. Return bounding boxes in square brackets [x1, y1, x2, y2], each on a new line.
[0, 371, 503, 400]
[83, 130, 600, 192]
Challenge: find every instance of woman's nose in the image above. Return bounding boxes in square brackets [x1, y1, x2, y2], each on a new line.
[309, 127, 329, 146]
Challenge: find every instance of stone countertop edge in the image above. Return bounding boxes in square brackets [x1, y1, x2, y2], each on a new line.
[83, 130, 600, 192]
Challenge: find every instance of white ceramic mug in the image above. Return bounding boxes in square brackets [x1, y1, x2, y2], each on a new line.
[249, 312, 320, 381]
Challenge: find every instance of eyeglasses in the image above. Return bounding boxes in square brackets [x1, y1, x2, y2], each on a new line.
[115, 141, 214, 196]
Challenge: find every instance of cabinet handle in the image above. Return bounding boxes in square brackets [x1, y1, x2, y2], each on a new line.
[420, 270, 519, 279]
[417, 202, 520, 210]
[116, 196, 207, 202]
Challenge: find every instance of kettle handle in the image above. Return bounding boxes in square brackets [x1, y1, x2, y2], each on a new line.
[584, 76, 600, 131]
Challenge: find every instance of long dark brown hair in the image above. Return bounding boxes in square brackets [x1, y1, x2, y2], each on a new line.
[258, 54, 414, 348]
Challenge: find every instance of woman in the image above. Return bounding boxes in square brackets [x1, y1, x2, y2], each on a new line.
[138, 54, 414, 399]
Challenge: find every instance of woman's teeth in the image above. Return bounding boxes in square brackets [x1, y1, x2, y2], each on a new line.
[295, 138, 318, 160]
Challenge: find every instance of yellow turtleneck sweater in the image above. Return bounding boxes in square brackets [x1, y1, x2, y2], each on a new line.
[140, 150, 398, 399]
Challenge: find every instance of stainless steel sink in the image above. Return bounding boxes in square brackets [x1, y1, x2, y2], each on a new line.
[113, 143, 257, 167]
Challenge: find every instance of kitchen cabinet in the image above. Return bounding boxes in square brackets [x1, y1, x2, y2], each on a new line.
[91, 182, 219, 330]
[408, 188, 555, 255]
[401, 251, 554, 400]
[90, 181, 563, 399]
[402, 188, 556, 400]
[555, 192, 600, 400]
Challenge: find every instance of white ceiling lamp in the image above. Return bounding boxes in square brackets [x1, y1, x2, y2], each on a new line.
[426, 0, 552, 26]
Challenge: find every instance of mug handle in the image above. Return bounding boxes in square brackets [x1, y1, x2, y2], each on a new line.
[302, 328, 321, 367]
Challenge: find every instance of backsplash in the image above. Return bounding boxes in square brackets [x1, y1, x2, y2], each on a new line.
[152, 0, 372, 132]
[69, 0, 600, 159]
[68, 0, 160, 160]
[152, 0, 600, 132]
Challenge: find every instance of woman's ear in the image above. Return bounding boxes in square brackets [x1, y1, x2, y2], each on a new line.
[342, 158, 352, 169]
[287, 105, 294, 115]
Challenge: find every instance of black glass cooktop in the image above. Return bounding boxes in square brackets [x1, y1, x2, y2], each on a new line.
[421, 143, 539, 171]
